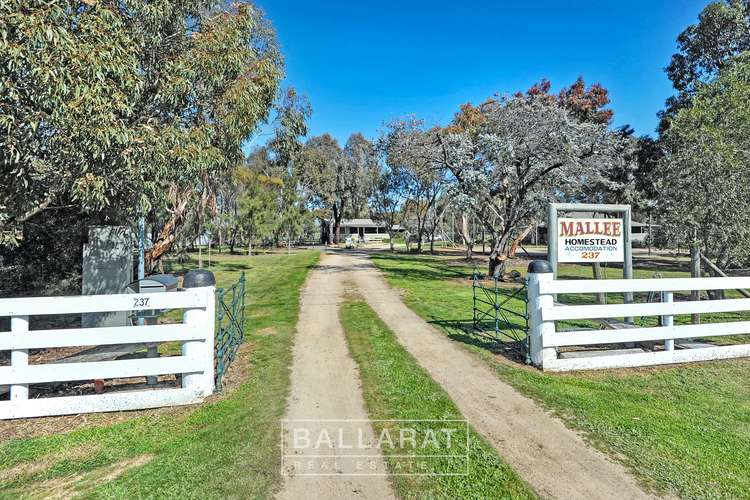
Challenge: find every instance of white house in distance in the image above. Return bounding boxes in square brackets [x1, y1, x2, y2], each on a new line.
[328, 218, 402, 243]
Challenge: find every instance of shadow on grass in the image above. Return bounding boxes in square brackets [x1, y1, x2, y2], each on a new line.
[429, 318, 528, 364]
[214, 262, 252, 272]
[370, 252, 469, 281]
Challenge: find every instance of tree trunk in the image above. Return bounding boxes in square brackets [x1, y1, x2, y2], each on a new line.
[460, 214, 473, 261]
[332, 203, 342, 244]
[487, 232, 512, 278]
[145, 193, 191, 272]
[507, 225, 532, 258]
[229, 228, 237, 254]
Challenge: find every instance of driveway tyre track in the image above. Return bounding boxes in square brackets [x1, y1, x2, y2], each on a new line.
[344, 250, 657, 500]
[277, 252, 394, 500]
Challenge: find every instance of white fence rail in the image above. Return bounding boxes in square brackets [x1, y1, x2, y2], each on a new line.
[527, 262, 750, 371]
[0, 287, 215, 419]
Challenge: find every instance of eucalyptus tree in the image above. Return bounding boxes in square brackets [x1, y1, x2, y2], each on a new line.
[1, 1, 282, 272]
[266, 88, 312, 248]
[439, 92, 631, 276]
[300, 133, 376, 243]
[380, 120, 449, 252]
[344, 133, 379, 218]
[660, 0, 750, 132]
[370, 166, 409, 252]
[235, 148, 284, 253]
[659, 54, 750, 268]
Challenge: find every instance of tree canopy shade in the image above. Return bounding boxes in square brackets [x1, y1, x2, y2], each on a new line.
[659, 54, 750, 268]
[0, 0, 282, 257]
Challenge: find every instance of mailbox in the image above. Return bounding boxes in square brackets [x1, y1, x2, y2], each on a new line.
[131, 274, 178, 293]
[126, 274, 179, 318]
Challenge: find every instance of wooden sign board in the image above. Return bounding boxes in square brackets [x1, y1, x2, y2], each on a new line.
[557, 218, 624, 263]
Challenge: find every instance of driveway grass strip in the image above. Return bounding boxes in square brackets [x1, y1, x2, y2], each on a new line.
[340, 297, 535, 499]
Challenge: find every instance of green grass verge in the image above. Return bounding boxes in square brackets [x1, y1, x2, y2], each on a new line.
[340, 298, 535, 499]
[371, 251, 750, 499]
[0, 250, 319, 499]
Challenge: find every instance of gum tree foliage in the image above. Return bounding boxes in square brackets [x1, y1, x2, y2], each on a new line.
[268, 88, 313, 246]
[235, 148, 285, 251]
[660, 0, 750, 132]
[370, 165, 409, 252]
[230, 88, 311, 250]
[659, 55, 750, 268]
[300, 133, 377, 243]
[380, 119, 449, 252]
[0, 1, 281, 269]
[514, 79, 640, 208]
[438, 92, 632, 276]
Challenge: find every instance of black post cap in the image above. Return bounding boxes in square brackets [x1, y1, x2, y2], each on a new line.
[527, 260, 553, 273]
[183, 269, 216, 288]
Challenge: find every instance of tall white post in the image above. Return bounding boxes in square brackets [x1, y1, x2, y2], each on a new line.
[623, 206, 634, 324]
[181, 270, 216, 396]
[182, 286, 215, 396]
[527, 261, 557, 369]
[662, 291, 674, 351]
[10, 315, 29, 400]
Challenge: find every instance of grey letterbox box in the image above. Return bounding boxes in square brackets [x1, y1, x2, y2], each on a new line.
[133, 274, 178, 293]
[126, 274, 179, 318]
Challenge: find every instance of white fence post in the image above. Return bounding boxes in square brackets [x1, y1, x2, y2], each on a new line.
[527, 261, 557, 368]
[662, 291, 674, 351]
[181, 269, 216, 396]
[10, 315, 29, 400]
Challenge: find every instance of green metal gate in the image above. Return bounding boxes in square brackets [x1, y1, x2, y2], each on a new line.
[472, 270, 530, 362]
[215, 272, 246, 389]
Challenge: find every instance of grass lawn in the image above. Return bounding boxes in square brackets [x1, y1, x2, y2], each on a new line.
[340, 298, 535, 499]
[371, 251, 750, 499]
[0, 250, 319, 499]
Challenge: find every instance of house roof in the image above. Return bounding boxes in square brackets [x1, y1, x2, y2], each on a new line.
[340, 218, 384, 228]
[332, 218, 404, 231]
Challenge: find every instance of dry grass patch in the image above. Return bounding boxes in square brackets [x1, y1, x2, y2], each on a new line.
[32, 454, 153, 499]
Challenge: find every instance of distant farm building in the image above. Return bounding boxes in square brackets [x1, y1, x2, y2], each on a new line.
[325, 218, 403, 243]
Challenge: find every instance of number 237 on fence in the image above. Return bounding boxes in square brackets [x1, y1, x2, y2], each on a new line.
[557, 218, 624, 263]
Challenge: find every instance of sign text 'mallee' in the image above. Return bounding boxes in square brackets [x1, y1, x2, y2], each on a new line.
[557, 218, 624, 263]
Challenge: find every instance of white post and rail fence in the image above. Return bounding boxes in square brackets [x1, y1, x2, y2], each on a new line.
[527, 260, 750, 371]
[0, 270, 217, 420]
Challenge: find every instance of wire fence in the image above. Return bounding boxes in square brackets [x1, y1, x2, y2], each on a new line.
[215, 272, 246, 389]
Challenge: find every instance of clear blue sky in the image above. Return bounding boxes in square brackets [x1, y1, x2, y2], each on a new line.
[253, 0, 708, 145]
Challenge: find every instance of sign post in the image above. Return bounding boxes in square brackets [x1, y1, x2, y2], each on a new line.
[547, 203, 633, 321]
